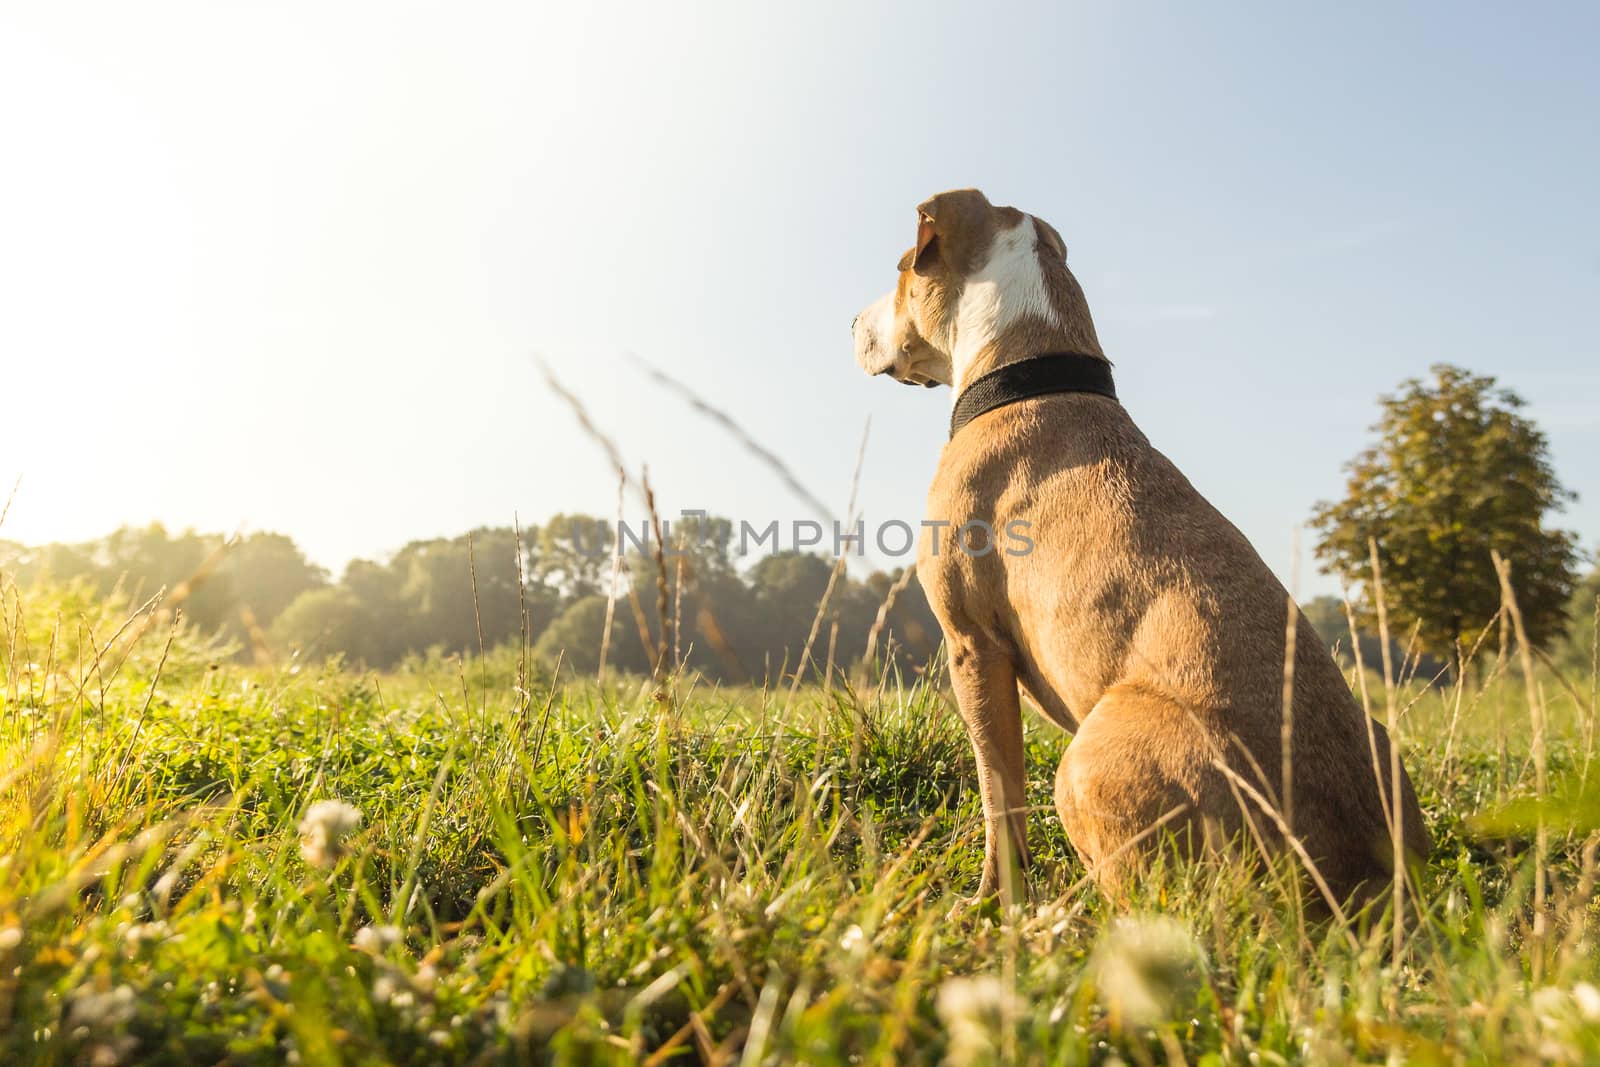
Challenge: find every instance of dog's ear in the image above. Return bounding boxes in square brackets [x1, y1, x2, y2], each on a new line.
[1034, 216, 1068, 262]
[914, 210, 938, 266]
[904, 189, 993, 274]
[896, 211, 939, 272]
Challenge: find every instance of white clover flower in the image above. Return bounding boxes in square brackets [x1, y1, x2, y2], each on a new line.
[372, 973, 400, 1006]
[1574, 982, 1600, 1023]
[353, 924, 402, 954]
[371, 965, 420, 1011]
[489, 992, 512, 1027]
[68, 984, 139, 1065]
[121, 921, 171, 955]
[839, 924, 865, 954]
[297, 800, 363, 868]
[1091, 915, 1207, 1029]
[936, 975, 1012, 1066]
[1320, 965, 1343, 1016]
[1533, 985, 1573, 1032]
[88, 1040, 138, 1067]
[0, 926, 22, 950]
[68, 984, 137, 1030]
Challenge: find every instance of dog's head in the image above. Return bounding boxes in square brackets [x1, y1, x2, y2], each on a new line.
[852, 188, 1100, 391]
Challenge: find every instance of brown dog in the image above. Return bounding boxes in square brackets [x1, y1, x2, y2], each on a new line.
[852, 189, 1428, 906]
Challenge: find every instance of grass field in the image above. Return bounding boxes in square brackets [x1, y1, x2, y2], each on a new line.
[3, 585, 1599, 1065]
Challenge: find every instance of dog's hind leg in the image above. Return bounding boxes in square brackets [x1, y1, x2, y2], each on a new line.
[1053, 685, 1238, 896]
[946, 631, 1031, 903]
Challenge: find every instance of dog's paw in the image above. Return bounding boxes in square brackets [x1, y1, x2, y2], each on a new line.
[945, 876, 1026, 922]
[945, 893, 1000, 923]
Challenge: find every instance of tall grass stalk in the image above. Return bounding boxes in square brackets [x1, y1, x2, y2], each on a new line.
[1494, 549, 1550, 981]
[1367, 537, 1407, 974]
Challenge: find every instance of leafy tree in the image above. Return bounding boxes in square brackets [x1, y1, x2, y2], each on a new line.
[266, 528, 562, 668]
[215, 533, 327, 651]
[667, 513, 738, 585]
[391, 528, 555, 658]
[1300, 595, 1349, 655]
[335, 558, 409, 664]
[1299, 593, 1447, 682]
[271, 586, 387, 666]
[1559, 562, 1600, 677]
[738, 555, 941, 683]
[747, 552, 837, 674]
[535, 515, 615, 600]
[1310, 364, 1579, 665]
[533, 594, 650, 676]
[78, 524, 239, 637]
[3, 525, 322, 658]
[861, 567, 943, 671]
[223, 533, 327, 622]
[92, 523, 216, 599]
[0, 540, 99, 585]
[392, 537, 495, 658]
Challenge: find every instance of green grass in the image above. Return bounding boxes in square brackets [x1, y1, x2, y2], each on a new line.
[3, 587, 1600, 1065]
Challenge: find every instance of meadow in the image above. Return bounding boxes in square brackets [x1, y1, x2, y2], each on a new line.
[2, 580, 1598, 1066]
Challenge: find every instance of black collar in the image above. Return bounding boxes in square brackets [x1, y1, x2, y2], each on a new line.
[949, 352, 1117, 439]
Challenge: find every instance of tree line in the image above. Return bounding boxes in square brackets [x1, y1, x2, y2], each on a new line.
[2, 515, 1590, 686]
[2, 364, 1593, 682]
[0, 515, 945, 683]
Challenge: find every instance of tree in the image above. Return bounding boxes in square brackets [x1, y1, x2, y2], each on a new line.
[747, 552, 836, 673]
[88, 524, 238, 636]
[92, 523, 215, 600]
[391, 528, 556, 658]
[861, 567, 943, 672]
[535, 515, 614, 600]
[271, 586, 386, 666]
[339, 559, 409, 665]
[216, 533, 327, 651]
[1300, 593, 1447, 682]
[1559, 562, 1600, 677]
[1309, 364, 1579, 665]
[0, 539, 98, 586]
[533, 594, 651, 677]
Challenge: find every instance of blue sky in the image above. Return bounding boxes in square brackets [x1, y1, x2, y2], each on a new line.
[2, 2, 1595, 594]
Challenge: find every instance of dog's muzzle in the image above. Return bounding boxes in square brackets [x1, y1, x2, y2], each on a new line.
[853, 293, 898, 378]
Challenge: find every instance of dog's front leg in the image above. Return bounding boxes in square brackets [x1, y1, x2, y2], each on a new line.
[947, 632, 1030, 903]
